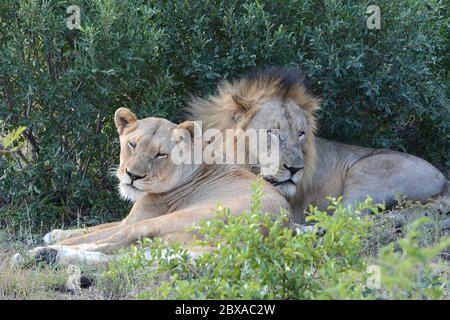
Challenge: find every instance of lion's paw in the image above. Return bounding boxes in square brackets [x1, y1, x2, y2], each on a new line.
[43, 229, 64, 244]
[29, 246, 60, 264]
[43, 229, 67, 244]
[11, 246, 61, 267]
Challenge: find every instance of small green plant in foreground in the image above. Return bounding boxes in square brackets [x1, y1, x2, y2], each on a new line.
[376, 217, 450, 299]
[105, 181, 449, 300]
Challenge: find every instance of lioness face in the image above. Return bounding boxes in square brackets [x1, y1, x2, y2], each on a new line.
[114, 108, 195, 201]
[245, 99, 307, 199]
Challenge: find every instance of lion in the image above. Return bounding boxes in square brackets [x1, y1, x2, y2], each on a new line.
[187, 68, 448, 222]
[17, 108, 290, 265]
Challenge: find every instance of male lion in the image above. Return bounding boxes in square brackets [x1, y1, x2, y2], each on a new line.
[17, 108, 290, 265]
[187, 68, 448, 222]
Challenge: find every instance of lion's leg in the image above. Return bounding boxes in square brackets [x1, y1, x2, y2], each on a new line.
[70, 195, 287, 254]
[21, 245, 112, 265]
[45, 196, 166, 245]
[25, 200, 251, 264]
[54, 224, 126, 246]
[19, 224, 132, 266]
[67, 231, 213, 256]
[21, 231, 212, 266]
[43, 222, 121, 244]
[342, 152, 446, 211]
[62, 204, 222, 254]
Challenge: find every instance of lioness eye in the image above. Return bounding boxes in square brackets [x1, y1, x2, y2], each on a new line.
[267, 129, 278, 135]
[155, 152, 168, 159]
[299, 131, 305, 139]
[128, 141, 137, 149]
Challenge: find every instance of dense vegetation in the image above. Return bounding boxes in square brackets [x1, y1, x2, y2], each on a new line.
[0, 1, 448, 235]
[1, 182, 448, 299]
[82, 182, 450, 299]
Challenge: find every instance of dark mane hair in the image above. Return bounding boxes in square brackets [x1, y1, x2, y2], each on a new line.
[244, 67, 306, 100]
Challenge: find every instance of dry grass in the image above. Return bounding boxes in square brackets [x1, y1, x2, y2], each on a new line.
[0, 233, 67, 299]
[0, 232, 162, 300]
[365, 197, 450, 258]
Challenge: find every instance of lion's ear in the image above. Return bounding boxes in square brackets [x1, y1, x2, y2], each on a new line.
[175, 121, 201, 138]
[115, 108, 137, 134]
[231, 95, 253, 122]
[172, 121, 202, 153]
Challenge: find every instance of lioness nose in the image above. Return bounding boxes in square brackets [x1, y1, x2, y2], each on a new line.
[284, 165, 303, 176]
[126, 169, 146, 181]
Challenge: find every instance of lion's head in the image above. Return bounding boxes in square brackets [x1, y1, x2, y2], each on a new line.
[187, 68, 320, 200]
[114, 108, 198, 201]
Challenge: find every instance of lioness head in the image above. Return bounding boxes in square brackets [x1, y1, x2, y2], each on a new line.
[187, 68, 320, 200]
[114, 108, 197, 201]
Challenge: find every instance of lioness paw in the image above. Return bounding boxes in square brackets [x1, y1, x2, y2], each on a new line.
[43, 229, 67, 244]
[29, 246, 60, 264]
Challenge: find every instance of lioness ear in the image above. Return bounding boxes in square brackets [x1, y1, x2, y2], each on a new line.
[115, 108, 137, 134]
[176, 121, 201, 138]
[231, 95, 253, 122]
[172, 121, 203, 147]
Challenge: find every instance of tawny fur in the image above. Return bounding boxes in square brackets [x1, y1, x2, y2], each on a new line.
[188, 69, 320, 190]
[27, 110, 290, 264]
[187, 68, 447, 222]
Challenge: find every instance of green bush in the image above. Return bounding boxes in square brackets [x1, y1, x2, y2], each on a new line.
[0, 0, 448, 233]
[105, 180, 449, 300]
[376, 217, 449, 299]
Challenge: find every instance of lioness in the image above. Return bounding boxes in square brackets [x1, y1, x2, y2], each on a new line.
[188, 68, 448, 222]
[20, 108, 290, 264]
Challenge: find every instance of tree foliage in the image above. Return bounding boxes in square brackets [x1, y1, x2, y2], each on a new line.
[0, 0, 447, 233]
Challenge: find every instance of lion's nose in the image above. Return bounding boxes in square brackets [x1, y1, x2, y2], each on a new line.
[283, 165, 303, 176]
[126, 169, 146, 182]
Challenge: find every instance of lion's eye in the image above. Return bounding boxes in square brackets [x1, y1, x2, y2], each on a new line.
[155, 152, 168, 159]
[128, 141, 137, 149]
[298, 131, 305, 139]
[267, 129, 278, 135]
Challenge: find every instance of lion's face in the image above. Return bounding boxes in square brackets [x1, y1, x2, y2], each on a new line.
[114, 108, 196, 202]
[187, 68, 319, 202]
[245, 99, 308, 199]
